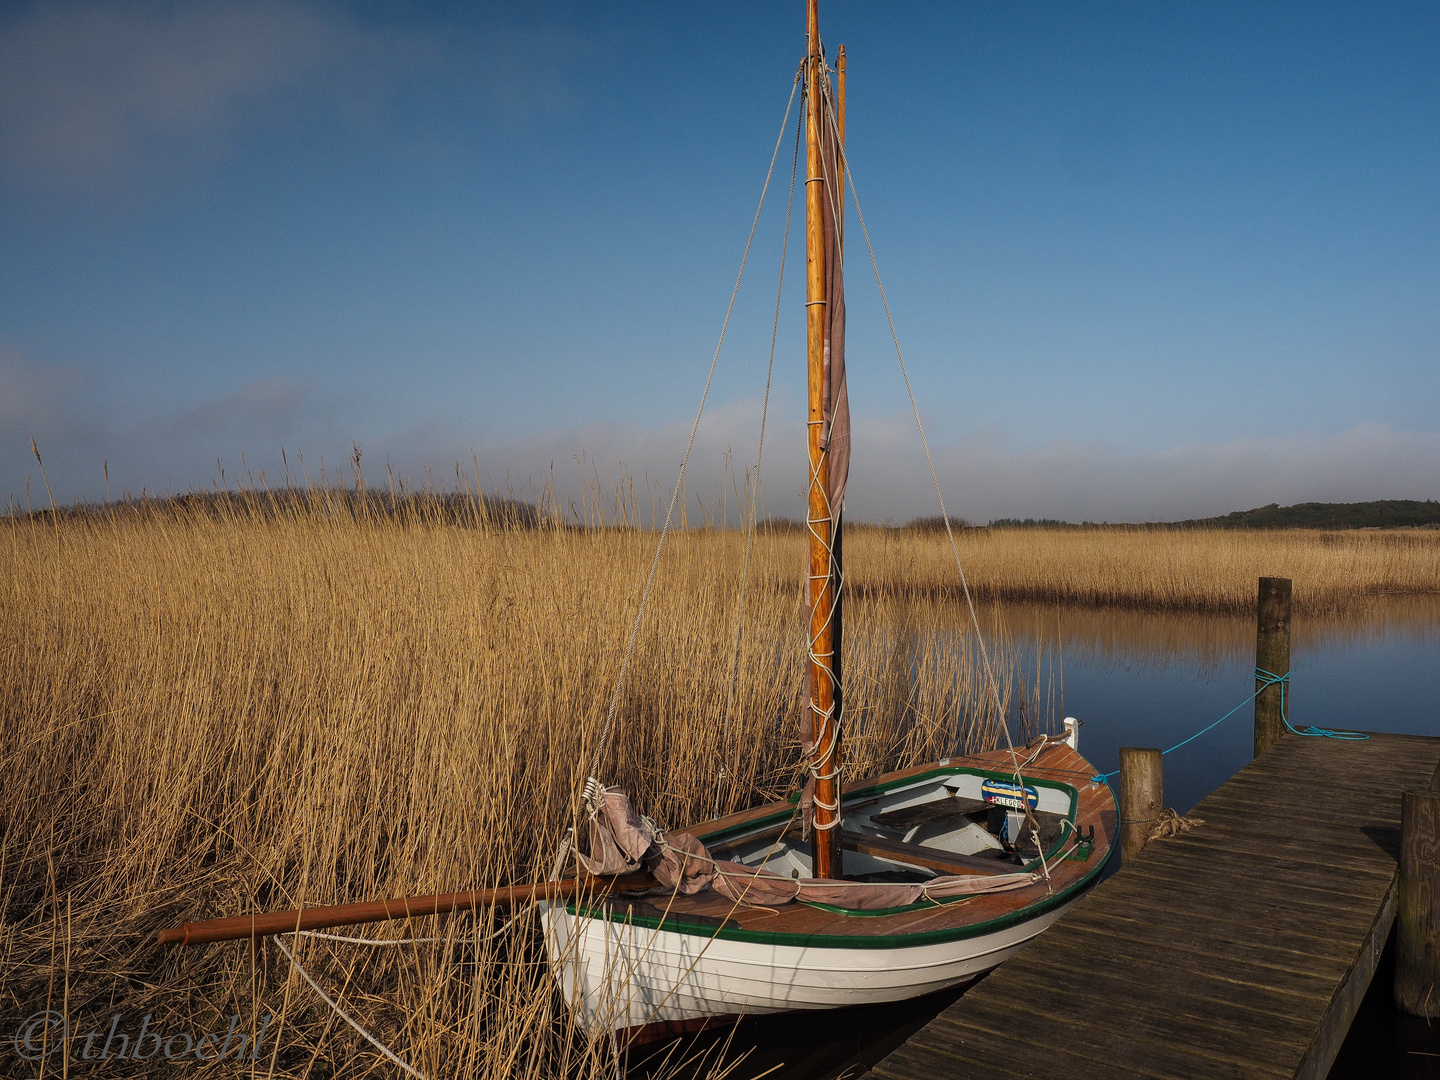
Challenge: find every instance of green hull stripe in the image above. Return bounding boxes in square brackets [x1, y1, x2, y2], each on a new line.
[567, 850, 1113, 949]
[564, 765, 1114, 948]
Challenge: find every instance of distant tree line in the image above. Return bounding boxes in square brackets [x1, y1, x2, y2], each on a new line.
[973, 500, 1440, 530]
[985, 517, 1082, 529]
[6, 488, 545, 530]
[14, 492, 1438, 533]
[1170, 499, 1440, 529]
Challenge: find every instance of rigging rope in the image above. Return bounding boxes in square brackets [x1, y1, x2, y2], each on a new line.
[275, 935, 428, 1080]
[821, 104, 1023, 778]
[584, 69, 803, 790]
[819, 91, 1047, 853]
[716, 97, 803, 815]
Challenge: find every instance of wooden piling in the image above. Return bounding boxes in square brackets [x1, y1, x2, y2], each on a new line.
[1119, 746, 1163, 862]
[1254, 576, 1292, 756]
[1396, 787, 1440, 1017]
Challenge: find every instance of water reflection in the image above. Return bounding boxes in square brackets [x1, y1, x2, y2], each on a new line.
[980, 597, 1440, 815]
[986, 595, 1440, 675]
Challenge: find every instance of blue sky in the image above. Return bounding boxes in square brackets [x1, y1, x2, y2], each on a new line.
[2, 0, 1437, 522]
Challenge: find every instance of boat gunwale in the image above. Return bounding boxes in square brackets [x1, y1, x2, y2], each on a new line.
[561, 860, 1106, 949]
[561, 761, 1116, 944]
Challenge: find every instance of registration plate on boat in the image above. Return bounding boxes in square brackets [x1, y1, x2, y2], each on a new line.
[980, 779, 1039, 810]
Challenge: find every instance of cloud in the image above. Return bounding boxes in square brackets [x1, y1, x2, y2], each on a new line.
[0, 352, 85, 428]
[364, 407, 1440, 526]
[840, 422, 1440, 523]
[1, 350, 331, 501]
[0, 0, 362, 191]
[0, 1, 600, 197]
[142, 376, 315, 443]
[434, 414, 1440, 526]
[5, 352, 1437, 520]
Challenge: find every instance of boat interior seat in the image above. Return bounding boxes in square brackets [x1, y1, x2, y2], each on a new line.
[868, 796, 990, 832]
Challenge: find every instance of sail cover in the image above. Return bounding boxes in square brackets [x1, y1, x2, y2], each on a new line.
[578, 787, 1038, 911]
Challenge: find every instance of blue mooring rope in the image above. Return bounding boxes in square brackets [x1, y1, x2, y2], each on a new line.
[1257, 666, 1370, 743]
[1090, 667, 1367, 783]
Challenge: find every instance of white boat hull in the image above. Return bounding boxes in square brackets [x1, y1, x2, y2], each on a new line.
[541, 890, 1083, 1035]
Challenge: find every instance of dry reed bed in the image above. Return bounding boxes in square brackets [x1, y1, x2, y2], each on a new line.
[6, 506, 1435, 1075]
[849, 525, 1440, 616]
[0, 502, 1025, 1078]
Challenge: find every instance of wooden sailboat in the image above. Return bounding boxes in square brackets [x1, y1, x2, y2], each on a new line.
[538, 0, 1118, 1042]
[153, 0, 1117, 1049]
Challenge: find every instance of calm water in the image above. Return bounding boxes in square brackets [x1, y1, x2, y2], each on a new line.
[635, 598, 1440, 1079]
[1030, 597, 1440, 814]
[1041, 598, 1440, 1080]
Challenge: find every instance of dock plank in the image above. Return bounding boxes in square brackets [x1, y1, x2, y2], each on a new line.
[865, 730, 1440, 1080]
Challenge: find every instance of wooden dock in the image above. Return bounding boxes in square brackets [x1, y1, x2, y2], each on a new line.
[866, 730, 1440, 1080]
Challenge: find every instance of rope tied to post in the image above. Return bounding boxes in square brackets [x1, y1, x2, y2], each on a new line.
[1090, 666, 1368, 784]
[1254, 667, 1369, 742]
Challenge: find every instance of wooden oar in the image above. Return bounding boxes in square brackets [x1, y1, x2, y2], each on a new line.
[156, 871, 656, 947]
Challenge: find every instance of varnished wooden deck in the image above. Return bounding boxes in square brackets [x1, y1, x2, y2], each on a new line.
[592, 743, 1118, 943]
[866, 730, 1440, 1080]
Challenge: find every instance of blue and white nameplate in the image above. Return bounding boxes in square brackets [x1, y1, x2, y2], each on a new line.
[981, 779, 1039, 810]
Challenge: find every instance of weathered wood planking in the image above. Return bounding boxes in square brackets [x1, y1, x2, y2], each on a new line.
[867, 730, 1440, 1080]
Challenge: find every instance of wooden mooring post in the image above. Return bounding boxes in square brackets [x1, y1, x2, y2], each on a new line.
[1119, 746, 1163, 863]
[1254, 576, 1292, 756]
[1397, 787, 1440, 1017]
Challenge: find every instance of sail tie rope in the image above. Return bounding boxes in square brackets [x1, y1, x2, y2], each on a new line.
[804, 431, 844, 822]
[1089, 667, 1368, 783]
[798, 68, 849, 829]
[581, 69, 802, 801]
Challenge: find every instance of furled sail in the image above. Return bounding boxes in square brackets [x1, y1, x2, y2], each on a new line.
[799, 66, 850, 831]
[819, 71, 849, 515]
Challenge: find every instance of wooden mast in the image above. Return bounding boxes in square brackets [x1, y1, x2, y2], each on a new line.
[837, 44, 845, 248]
[805, 0, 841, 878]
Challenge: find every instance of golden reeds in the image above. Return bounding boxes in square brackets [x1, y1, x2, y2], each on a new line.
[0, 493, 1022, 1077]
[4, 489, 1435, 1075]
[852, 523, 1440, 616]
